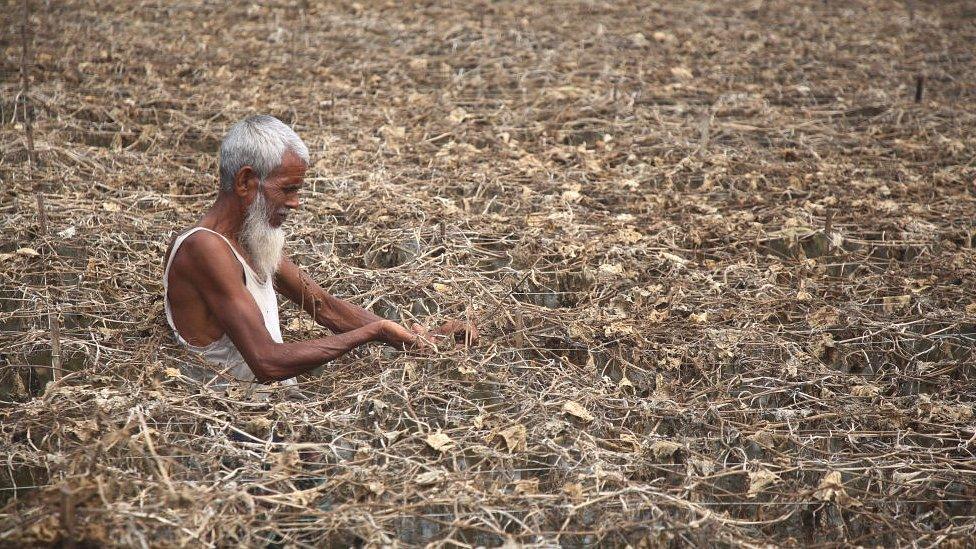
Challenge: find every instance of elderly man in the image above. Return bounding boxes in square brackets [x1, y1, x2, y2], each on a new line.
[163, 115, 472, 391]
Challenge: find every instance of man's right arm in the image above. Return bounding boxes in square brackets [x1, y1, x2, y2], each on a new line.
[177, 232, 401, 383]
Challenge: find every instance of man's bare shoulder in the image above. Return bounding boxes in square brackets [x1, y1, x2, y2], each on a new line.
[169, 229, 244, 287]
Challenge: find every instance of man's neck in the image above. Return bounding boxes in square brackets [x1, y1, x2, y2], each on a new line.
[200, 193, 245, 243]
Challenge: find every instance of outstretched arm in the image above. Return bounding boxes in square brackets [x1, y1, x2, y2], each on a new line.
[176, 233, 417, 383]
[274, 256, 419, 347]
[277, 256, 478, 348]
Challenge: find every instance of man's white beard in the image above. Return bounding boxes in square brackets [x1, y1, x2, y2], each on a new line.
[241, 189, 285, 282]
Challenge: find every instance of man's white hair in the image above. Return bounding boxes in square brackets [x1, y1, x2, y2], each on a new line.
[218, 115, 310, 192]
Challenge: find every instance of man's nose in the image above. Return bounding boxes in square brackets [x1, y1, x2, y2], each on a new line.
[285, 196, 300, 209]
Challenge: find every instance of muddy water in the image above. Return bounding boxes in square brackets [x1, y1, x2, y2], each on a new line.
[513, 270, 594, 309]
[1, 348, 88, 401]
[337, 235, 422, 270]
[762, 228, 942, 277]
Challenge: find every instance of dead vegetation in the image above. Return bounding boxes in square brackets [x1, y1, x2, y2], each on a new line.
[2, 0, 976, 546]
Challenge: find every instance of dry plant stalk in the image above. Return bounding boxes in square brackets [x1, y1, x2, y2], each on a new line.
[1, 1, 975, 547]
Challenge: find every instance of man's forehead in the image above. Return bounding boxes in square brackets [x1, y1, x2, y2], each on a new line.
[272, 151, 307, 178]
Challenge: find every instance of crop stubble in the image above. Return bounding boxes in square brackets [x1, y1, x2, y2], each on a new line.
[1, 0, 975, 546]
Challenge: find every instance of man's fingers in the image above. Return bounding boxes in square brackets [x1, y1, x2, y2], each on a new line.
[427, 319, 480, 345]
[432, 320, 455, 336]
[404, 323, 437, 352]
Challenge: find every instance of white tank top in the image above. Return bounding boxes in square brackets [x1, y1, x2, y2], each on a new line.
[163, 227, 297, 394]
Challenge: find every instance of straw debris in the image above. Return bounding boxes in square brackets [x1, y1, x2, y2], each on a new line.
[2, 0, 975, 546]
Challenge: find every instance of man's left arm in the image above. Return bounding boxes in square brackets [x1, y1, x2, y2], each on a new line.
[274, 257, 390, 336]
[275, 256, 478, 345]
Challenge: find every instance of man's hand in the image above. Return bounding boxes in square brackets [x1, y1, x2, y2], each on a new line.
[429, 319, 479, 345]
[376, 319, 432, 350]
[376, 318, 478, 351]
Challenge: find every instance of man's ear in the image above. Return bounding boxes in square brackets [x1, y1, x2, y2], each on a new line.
[233, 166, 257, 198]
